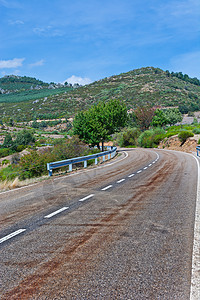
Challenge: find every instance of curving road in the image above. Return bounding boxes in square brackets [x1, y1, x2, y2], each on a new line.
[0, 148, 198, 299]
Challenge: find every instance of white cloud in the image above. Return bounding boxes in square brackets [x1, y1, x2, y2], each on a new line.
[0, 58, 25, 69]
[33, 26, 64, 37]
[170, 51, 200, 78]
[9, 20, 24, 25]
[65, 75, 92, 86]
[0, 0, 21, 9]
[29, 59, 45, 68]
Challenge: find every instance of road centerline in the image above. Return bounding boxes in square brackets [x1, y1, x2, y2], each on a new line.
[79, 194, 95, 202]
[0, 229, 26, 244]
[117, 179, 125, 183]
[44, 207, 69, 219]
[101, 185, 113, 191]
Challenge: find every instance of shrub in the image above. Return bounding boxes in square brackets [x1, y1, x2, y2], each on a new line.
[0, 148, 12, 158]
[16, 145, 26, 152]
[1, 159, 10, 166]
[115, 127, 141, 147]
[138, 128, 165, 148]
[192, 128, 200, 134]
[0, 164, 19, 181]
[11, 153, 21, 164]
[178, 131, 194, 145]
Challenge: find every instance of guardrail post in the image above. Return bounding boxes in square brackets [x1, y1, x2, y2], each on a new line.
[47, 147, 117, 176]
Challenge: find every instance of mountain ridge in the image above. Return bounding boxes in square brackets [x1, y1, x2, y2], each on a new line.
[0, 67, 200, 122]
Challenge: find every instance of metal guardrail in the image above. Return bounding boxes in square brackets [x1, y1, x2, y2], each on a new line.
[196, 146, 200, 156]
[47, 146, 117, 176]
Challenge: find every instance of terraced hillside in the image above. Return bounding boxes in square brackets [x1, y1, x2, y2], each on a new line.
[1, 67, 200, 122]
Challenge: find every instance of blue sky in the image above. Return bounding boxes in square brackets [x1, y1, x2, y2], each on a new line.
[0, 0, 199, 84]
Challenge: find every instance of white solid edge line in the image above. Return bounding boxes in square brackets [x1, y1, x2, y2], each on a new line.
[190, 154, 200, 300]
[44, 207, 69, 219]
[0, 151, 129, 195]
[157, 149, 199, 299]
[0, 229, 26, 244]
[79, 194, 94, 202]
[117, 179, 125, 183]
[101, 185, 113, 191]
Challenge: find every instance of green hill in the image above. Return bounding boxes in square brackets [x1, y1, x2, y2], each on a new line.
[1, 67, 200, 122]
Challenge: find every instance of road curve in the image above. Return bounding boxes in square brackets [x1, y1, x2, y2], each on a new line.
[0, 148, 198, 299]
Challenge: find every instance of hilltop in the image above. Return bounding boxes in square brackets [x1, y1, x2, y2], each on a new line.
[0, 67, 200, 122]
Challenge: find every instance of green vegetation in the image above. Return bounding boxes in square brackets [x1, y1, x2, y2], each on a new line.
[3, 129, 35, 151]
[73, 99, 127, 150]
[0, 136, 99, 181]
[167, 71, 200, 87]
[113, 127, 141, 147]
[151, 108, 182, 127]
[0, 75, 48, 92]
[1, 67, 200, 122]
[0, 86, 72, 104]
[178, 131, 194, 145]
[138, 128, 166, 148]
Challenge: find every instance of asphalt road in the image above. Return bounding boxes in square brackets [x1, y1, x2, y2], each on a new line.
[0, 148, 198, 299]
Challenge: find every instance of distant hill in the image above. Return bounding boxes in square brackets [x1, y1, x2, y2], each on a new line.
[0, 67, 200, 122]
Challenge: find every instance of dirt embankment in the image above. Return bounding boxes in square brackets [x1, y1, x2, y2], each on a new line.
[158, 135, 198, 153]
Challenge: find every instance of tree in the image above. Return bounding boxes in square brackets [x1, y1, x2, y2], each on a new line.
[3, 133, 13, 148]
[12, 129, 35, 150]
[134, 105, 155, 131]
[9, 118, 14, 127]
[151, 109, 169, 127]
[73, 99, 127, 151]
[164, 108, 182, 125]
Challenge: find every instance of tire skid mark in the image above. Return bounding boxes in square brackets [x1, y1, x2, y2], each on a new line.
[1, 155, 176, 300]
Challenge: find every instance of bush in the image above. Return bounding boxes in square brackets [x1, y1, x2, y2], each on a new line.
[16, 145, 26, 152]
[0, 148, 12, 158]
[1, 159, 10, 166]
[138, 128, 166, 148]
[18, 136, 92, 180]
[114, 128, 141, 147]
[0, 164, 19, 181]
[178, 131, 194, 145]
[192, 128, 200, 134]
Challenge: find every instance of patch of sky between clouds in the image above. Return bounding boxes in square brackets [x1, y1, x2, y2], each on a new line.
[28, 59, 45, 68]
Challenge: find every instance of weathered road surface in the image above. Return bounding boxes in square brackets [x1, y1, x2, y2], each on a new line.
[0, 148, 198, 299]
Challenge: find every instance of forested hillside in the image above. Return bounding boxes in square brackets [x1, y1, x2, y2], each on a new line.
[1, 67, 200, 122]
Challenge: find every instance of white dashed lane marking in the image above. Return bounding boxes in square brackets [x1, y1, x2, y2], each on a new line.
[44, 207, 69, 219]
[128, 174, 135, 178]
[137, 170, 142, 174]
[117, 179, 125, 183]
[101, 185, 113, 191]
[0, 229, 26, 244]
[79, 194, 94, 202]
